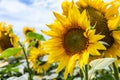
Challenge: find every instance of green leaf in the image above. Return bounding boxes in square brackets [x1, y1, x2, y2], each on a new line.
[28, 41, 37, 47]
[27, 32, 45, 41]
[116, 25, 120, 31]
[11, 68, 19, 72]
[0, 48, 22, 58]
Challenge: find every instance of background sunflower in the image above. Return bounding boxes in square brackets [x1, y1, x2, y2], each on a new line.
[75, 0, 120, 65]
[0, 22, 19, 53]
[29, 47, 50, 74]
[23, 27, 36, 44]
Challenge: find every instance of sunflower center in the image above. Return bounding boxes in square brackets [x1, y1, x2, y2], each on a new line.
[25, 30, 33, 36]
[79, 7, 114, 48]
[63, 28, 88, 54]
[0, 31, 13, 52]
[37, 55, 47, 65]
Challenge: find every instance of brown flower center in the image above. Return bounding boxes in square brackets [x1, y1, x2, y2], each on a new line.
[63, 28, 88, 54]
[0, 31, 13, 52]
[37, 55, 47, 65]
[79, 7, 114, 48]
[25, 30, 33, 36]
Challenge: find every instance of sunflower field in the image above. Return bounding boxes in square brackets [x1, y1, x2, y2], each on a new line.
[0, 0, 120, 80]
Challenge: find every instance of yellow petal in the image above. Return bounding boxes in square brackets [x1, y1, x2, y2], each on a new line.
[108, 16, 120, 30]
[57, 55, 69, 73]
[46, 20, 64, 32]
[53, 12, 66, 25]
[112, 31, 120, 44]
[76, 0, 88, 7]
[68, 4, 81, 25]
[41, 30, 59, 37]
[90, 35, 105, 42]
[62, 0, 73, 16]
[90, 42, 106, 50]
[86, 29, 105, 42]
[64, 66, 69, 79]
[78, 55, 84, 68]
[68, 54, 79, 76]
[79, 10, 90, 30]
[88, 46, 101, 55]
[105, 4, 119, 19]
[82, 51, 89, 64]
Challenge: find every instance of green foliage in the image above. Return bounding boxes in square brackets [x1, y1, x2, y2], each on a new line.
[27, 32, 45, 41]
[0, 58, 23, 79]
[92, 70, 115, 80]
[0, 48, 22, 58]
[116, 25, 120, 31]
[28, 41, 37, 47]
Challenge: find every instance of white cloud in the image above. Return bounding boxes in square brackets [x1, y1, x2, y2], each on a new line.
[0, 0, 27, 14]
[0, 0, 64, 40]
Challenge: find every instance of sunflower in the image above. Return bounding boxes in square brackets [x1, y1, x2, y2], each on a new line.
[42, 4, 106, 79]
[74, 0, 120, 64]
[23, 27, 35, 43]
[0, 22, 19, 53]
[104, 31, 120, 65]
[23, 26, 35, 37]
[29, 47, 50, 73]
[76, 0, 120, 30]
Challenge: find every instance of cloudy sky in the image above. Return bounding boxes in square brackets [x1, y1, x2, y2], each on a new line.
[0, 0, 64, 40]
[0, 0, 110, 40]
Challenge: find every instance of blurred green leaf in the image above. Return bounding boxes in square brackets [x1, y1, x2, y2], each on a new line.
[93, 70, 115, 80]
[27, 32, 45, 41]
[0, 48, 22, 58]
[11, 68, 19, 72]
[28, 41, 37, 47]
[116, 25, 120, 31]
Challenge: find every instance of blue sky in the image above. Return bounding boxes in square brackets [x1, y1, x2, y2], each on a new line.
[0, 0, 64, 40]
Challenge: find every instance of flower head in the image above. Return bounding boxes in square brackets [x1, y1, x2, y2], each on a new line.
[29, 46, 50, 73]
[75, 0, 120, 65]
[23, 27, 35, 43]
[42, 3, 106, 79]
[0, 22, 19, 53]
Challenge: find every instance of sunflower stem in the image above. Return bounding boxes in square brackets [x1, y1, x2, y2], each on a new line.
[80, 68, 84, 80]
[112, 62, 119, 80]
[18, 41, 32, 80]
[84, 65, 88, 80]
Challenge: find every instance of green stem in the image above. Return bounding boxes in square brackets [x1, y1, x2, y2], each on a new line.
[84, 65, 88, 80]
[112, 62, 119, 80]
[18, 41, 32, 80]
[109, 66, 112, 74]
[80, 68, 84, 80]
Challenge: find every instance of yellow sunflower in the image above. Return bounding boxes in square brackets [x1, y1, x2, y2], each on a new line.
[29, 47, 50, 73]
[76, 0, 120, 30]
[23, 26, 35, 37]
[75, 0, 120, 64]
[0, 22, 19, 53]
[104, 31, 120, 65]
[34, 40, 41, 49]
[23, 27, 35, 43]
[42, 4, 106, 79]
